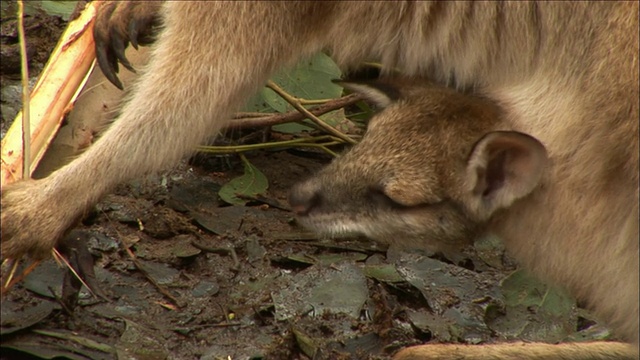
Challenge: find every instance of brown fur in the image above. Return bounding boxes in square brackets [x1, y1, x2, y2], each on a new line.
[1, 2, 637, 358]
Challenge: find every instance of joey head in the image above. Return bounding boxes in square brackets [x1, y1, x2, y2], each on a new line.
[289, 79, 547, 254]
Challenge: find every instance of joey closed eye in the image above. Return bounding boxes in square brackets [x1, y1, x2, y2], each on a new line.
[367, 185, 408, 209]
[367, 185, 442, 209]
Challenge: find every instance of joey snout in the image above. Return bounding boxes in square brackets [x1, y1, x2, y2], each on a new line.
[288, 179, 323, 217]
[288, 173, 377, 237]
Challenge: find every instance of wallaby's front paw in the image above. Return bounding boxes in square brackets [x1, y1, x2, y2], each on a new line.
[1, 179, 75, 260]
[94, 0, 163, 89]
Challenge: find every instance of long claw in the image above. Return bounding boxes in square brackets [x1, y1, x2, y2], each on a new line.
[129, 21, 140, 49]
[111, 36, 135, 73]
[96, 45, 124, 90]
[92, 1, 161, 89]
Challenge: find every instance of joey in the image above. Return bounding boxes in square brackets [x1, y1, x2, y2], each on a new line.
[290, 81, 548, 253]
[290, 79, 638, 359]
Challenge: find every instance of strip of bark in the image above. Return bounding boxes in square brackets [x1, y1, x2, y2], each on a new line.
[1, 1, 102, 187]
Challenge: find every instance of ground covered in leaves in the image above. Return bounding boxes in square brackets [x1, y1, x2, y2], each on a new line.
[0, 2, 615, 360]
[2, 149, 609, 360]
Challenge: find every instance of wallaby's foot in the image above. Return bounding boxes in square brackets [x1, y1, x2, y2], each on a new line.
[393, 342, 639, 360]
[1, 179, 80, 260]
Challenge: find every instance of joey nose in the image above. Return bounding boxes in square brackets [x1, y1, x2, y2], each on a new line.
[288, 182, 322, 216]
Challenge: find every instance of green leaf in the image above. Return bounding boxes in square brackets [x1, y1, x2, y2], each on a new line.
[491, 269, 578, 342]
[40, 1, 77, 20]
[286, 252, 368, 266]
[243, 88, 276, 114]
[271, 121, 314, 133]
[291, 327, 318, 358]
[272, 108, 349, 134]
[241, 52, 346, 133]
[243, 52, 342, 111]
[500, 269, 573, 309]
[269, 52, 343, 108]
[363, 263, 405, 283]
[218, 158, 268, 205]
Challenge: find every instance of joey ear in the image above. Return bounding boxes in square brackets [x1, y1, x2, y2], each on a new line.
[464, 131, 548, 220]
[333, 79, 399, 108]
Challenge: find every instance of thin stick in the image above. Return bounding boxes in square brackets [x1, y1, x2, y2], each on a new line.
[1, 260, 40, 295]
[51, 248, 96, 298]
[17, 0, 30, 178]
[100, 210, 186, 308]
[2, 260, 19, 291]
[266, 80, 357, 145]
[197, 135, 346, 157]
[227, 93, 363, 130]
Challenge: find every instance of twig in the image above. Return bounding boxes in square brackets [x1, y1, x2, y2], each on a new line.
[266, 80, 357, 145]
[1, 259, 40, 295]
[190, 240, 240, 272]
[101, 210, 187, 308]
[122, 243, 186, 307]
[270, 232, 321, 241]
[51, 248, 96, 298]
[32, 329, 115, 353]
[17, 0, 30, 178]
[172, 322, 243, 333]
[300, 241, 386, 255]
[227, 93, 363, 130]
[197, 135, 346, 157]
[234, 112, 271, 118]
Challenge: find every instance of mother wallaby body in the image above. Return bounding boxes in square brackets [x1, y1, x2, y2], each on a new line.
[2, 2, 637, 358]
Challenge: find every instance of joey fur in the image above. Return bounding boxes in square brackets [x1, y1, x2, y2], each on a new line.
[1, 2, 637, 358]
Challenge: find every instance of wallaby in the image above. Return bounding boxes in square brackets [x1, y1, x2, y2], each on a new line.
[289, 79, 638, 359]
[1, 2, 637, 358]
